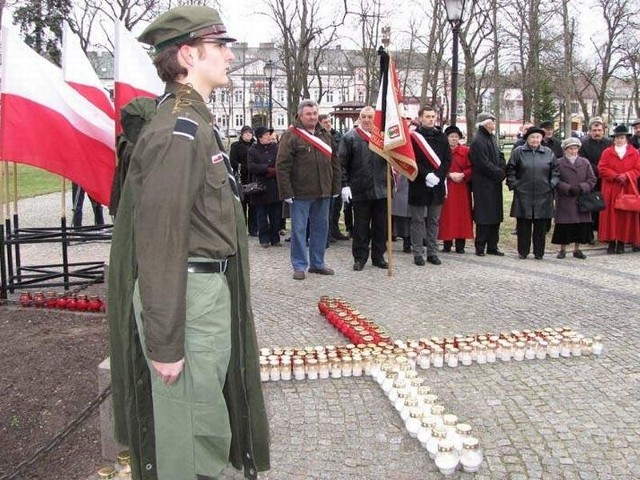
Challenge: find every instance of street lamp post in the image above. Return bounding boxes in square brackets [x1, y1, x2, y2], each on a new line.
[263, 60, 276, 128]
[444, 0, 466, 127]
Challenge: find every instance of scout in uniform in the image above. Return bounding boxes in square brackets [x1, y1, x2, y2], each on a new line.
[107, 7, 270, 480]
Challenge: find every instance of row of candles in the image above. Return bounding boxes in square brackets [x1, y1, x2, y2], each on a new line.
[18, 290, 105, 312]
[374, 355, 482, 475]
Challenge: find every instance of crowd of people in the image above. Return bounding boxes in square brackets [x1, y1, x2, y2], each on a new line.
[231, 101, 640, 280]
[230, 102, 640, 279]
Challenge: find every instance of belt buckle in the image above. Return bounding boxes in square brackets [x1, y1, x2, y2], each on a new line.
[216, 259, 228, 273]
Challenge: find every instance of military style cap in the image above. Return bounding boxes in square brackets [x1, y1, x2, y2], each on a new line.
[139, 6, 236, 52]
[631, 118, 640, 127]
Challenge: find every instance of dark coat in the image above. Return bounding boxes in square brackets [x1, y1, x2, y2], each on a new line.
[554, 156, 596, 224]
[578, 135, 612, 179]
[542, 136, 564, 158]
[469, 126, 506, 224]
[229, 138, 255, 184]
[408, 126, 451, 206]
[506, 144, 560, 219]
[247, 141, 280, 205]
[276, 121, 341, 200]
[630, 135, 640, 150]
[339, 128, 387, 201]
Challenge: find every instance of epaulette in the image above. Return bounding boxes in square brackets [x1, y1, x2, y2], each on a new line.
[173, 116, 199, 140]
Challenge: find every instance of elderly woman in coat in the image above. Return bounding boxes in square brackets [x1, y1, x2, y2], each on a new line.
[551, 137, 597, 259]
[507, 127, 560, 259]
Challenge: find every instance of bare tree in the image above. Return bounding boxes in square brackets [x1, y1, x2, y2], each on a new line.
[263, 0, 347, 123]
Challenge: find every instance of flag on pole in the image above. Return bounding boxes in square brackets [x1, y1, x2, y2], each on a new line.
[114, 19, 163, 128]
[369, 47, 417, 181]
[0, 17, 115, 205]
[62, 21, 115, 119]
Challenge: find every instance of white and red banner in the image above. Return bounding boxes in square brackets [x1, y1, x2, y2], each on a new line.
[62, 22, 115, 119]
[369, 50, 417, 181]
[0, 18, 115, 205]
[288, 126, 333, 159]
[114, 19, 163, 128]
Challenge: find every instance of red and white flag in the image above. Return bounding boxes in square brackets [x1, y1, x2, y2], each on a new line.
[62, 22, 115, 119]
[114, 19, 163, 128]
[0, 18, 115, 205]
[369, 49, 417, 181]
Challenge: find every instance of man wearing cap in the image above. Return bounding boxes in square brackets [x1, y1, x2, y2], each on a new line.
[230, 125, 258, 236]
[107, 6, 269, 480]
[339, 105, 389, 270]
[630, 119, 640, 150]
[469, 112, 507, 256]
[579, 116, 612, 233]
[539, 120, 564, 158]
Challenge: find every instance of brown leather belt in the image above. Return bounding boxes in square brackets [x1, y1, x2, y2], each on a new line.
[187, 259, 228, 274]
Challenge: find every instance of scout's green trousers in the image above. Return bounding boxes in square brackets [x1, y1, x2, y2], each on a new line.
[133, 271, 232, 480]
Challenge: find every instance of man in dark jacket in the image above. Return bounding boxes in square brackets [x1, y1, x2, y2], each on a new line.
[276, 99, 341, 280]
[230, 125, 257, 235]
[408, 105, 451, 266]
[469, 112, 507, 256]
[630, 119, 640, 150]
[339, 106, 388, 270]
[320, 114, 350, 242]
[579, 116, 612, 233]
[540, 120, 564, 158]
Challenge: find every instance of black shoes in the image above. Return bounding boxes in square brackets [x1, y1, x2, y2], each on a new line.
[487, 249, 505, 256]
[518, 254, 527, 259]
[372, 259, 389, 269]
[557, 250, 566, 259]
[455, 248, 465, 254]
[534, 255, 543, 260]
[475, 250, 486, 257]
[573, 250, 586, 259]
[414, 256, 426, 266]
[353, 261, 365, 271]
[427, 256, 442, 265]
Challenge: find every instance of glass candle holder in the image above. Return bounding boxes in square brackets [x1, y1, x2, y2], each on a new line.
[435, 439, 459, 476]
[279, 358, 292, 381]
[459, 437, 483, 473]
[401, 397, 418, 422]
[306, 358, 318, 380]
[560, 338, 572, 358]
[453, 423, 472, 452]
[352, 355, 363, 377]
[405, 407, 422, 438]
[447, 348, 459, 367]
[476, 344, 487, 364]
[513, 342, 526, 361]
[571, 338, 582, 357]
[97, 467, 116, 479]
[486, 344, 497, 363]
[432, 347, 444, 368]
[341, 356, 353, 377]
[388, 380, 406, 403]
[430, 405, 445, 427]
[592, 335, 603, 355]
[418, 415, 437, 448]
[420, 393, 438, 417]
[581, 338, 593, 356]
[259, 360, 270, 382]
[394, 389, 409, 412]
[292, 359, 305, 381]
[460, 346, 473, 366]
[382, 371, 398, 394]
[548, 339, 561, 358]
[525, 340, 537, 360]
[426, 427, 448, 459]
[499, 343, 512, 362]
[537, 341, 548, 360]
[269, 359, 281, 381]
[442, 414, 458, 439]
[115, 450, 132, 479]
[330, 358, 342, 379]
[318, 358, 330, 379]
[418, 348, 431, 369]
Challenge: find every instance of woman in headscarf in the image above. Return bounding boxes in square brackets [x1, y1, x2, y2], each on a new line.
[551, 137, 596, 259]
[597, 124, 640, 253]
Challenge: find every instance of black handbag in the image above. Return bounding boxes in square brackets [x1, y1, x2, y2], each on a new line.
[241, 181, 266, 196]
[576, 191, 605, 213]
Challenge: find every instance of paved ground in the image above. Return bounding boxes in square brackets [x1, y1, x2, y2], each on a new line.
[8, 193, 640, 479]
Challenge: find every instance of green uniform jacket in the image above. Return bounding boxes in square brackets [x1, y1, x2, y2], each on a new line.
[107, 85, 270, 480]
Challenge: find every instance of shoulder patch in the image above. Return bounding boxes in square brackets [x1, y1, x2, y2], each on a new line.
[173, 117, 199, 140]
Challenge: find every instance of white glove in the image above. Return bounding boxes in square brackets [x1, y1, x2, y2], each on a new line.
[425, 172, 440, 188]
[284, 197, 293, 204]
[341, 186, 352, 203]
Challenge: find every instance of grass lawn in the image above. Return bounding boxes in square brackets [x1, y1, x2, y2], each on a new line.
[0, 163, 64, 201]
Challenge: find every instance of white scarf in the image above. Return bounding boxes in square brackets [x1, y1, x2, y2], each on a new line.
[615, 145, 627, 159]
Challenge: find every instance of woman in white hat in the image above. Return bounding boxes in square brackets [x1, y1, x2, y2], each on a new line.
[551, 137, 597, 258]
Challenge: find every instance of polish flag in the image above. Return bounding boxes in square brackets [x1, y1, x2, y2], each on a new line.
[114, 19, 163, 129]
[0, 19, 115, 205]
[62, 22, 115, 119]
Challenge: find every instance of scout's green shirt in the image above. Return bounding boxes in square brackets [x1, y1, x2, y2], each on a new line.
[128, 82, 237, 363]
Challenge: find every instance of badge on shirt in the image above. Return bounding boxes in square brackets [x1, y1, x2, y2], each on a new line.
[211, 153, 224, 164]
[173, 117, 199, 140]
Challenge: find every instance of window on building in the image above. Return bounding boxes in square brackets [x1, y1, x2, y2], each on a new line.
[357, 90, 364, 102]
[234, 90, 243, 103]
[571, 102, 579, 115]
[277, 89, 285, 103]
[276, 115, 286, 128]
[221, 115, 228, 127]
[220, 91, 227, 103]
[326, 90, 334, 103]
[235, 114, 244, 127]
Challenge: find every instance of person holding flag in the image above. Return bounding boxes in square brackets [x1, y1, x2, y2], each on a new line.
[408, 106, 451, 266]
[339, 106, 389, 271]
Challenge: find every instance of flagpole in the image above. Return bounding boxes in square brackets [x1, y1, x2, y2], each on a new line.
[61, 177, 66, 218]
[3, 162, 8, 219]
[386, 162, 393, 277]
[12, 162, 18, 214]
